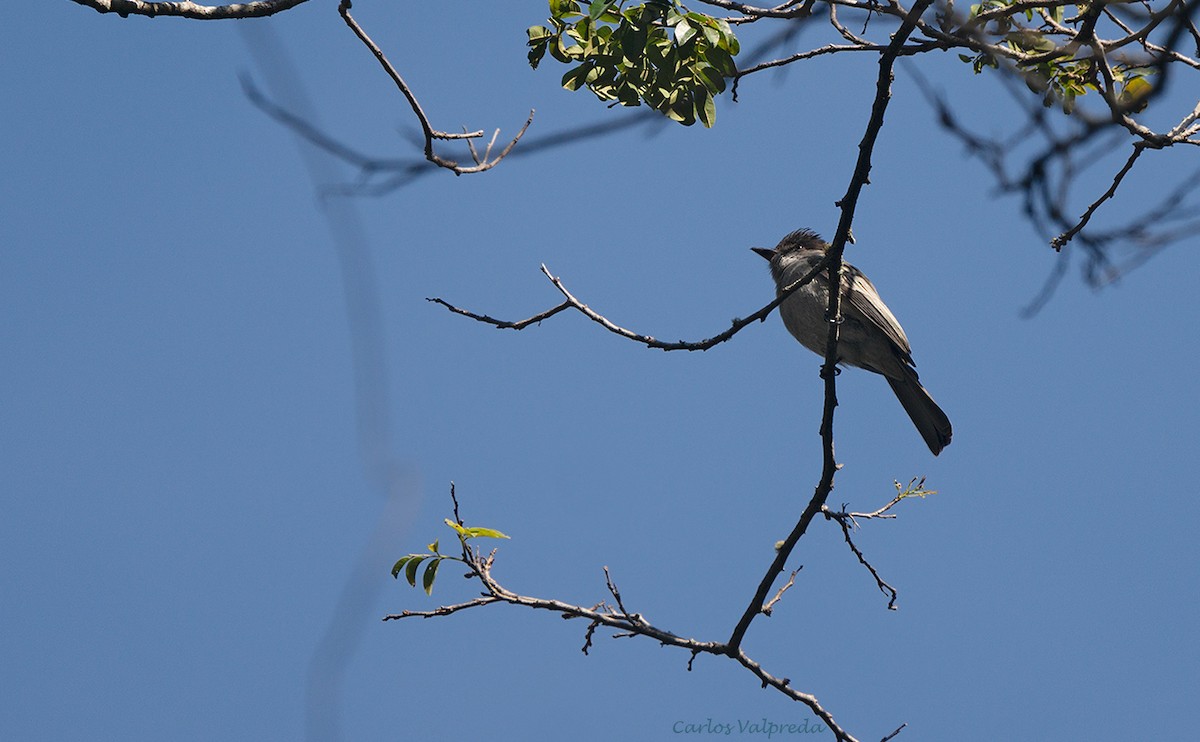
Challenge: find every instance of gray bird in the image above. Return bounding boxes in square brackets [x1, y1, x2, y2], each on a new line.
[753, 229, 952, 455]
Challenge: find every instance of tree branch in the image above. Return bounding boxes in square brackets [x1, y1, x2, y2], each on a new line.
[69, 0, 307, 18]
[823, 506, 899, 610]
[388, 489, 866, 742]
[428, 259, 829, 351]
[338, 0, 532, 175]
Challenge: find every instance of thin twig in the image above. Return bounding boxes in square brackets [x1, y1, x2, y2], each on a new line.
[70, 0, 308, 18]
[383, 595, 498, 620]
[727, 0, 934, 654]
[449, 481, 463, 527]
[824, 506, 899, 610]
[425, 298, 573, 330]
[428, 258, 829, 352]
[1051, 144, 1145, 250]
[762, 568, 803, 616]
[338, 0, 532, 174]
[880, 722, 908, 741]
[395, 520, 862, 741]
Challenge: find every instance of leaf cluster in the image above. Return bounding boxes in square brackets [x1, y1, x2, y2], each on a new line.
[960, 0, 1154, 113]
[391, 519, 510, 595]
[526, 0, 740, 127]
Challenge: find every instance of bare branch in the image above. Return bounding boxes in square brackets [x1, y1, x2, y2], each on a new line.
[382, 596, 499, 620]
[428, 259, 829, 352]
[425, 297, 573, 330]
[727, 0, 934, 653]
[823, 506, 900, 610]
[385, 487, 881, 739]
[762, 567, 802, 616]
[337, 0, 532, 175]
[880, 723, 909, 742]
[695, 0, 824, 18]
[1051, 144, 1146, 250]
[69, 0, 307, 19]
[244, 75, 664, 197]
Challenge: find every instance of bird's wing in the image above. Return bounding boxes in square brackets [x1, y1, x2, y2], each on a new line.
[842, 267, 913, 356]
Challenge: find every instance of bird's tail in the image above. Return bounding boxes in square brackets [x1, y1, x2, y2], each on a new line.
[886, 371, 953, 456]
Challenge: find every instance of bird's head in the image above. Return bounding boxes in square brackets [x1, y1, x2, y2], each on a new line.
[751, 228, 828, 282]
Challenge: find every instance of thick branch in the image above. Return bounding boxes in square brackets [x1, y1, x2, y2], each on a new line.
[726, 0, 933, 654]
[823, 506, 899, 610]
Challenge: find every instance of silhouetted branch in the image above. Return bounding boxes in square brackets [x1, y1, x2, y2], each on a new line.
[906, 0, 1200, 311]
[727, 0, 934, 653]
[385, 596, 499, 619]
[386, 487, 863, 742]
[244, 72, 666, 196]
[428, 259, 830, 351]
[881, 723, 909, 742]
[824, 506, 900, 610]
[69, 0, 307, 18]
[762, 568, 803, 616]
[338, 0, 532, 175]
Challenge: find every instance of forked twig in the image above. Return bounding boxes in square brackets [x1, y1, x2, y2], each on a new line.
[428, 259, 829, 351]
[338, 0, 532, 174]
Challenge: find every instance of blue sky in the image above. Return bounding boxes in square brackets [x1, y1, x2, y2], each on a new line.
[2, 3, 1197, 741]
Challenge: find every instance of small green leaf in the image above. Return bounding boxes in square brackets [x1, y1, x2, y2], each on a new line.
[462, 527, 511, 540]
[695, 64, 725, 94]
[562, 64, 590, 91]
[674, 19, 696, 46]
[716, 18, 739, 54]
[696, 89, 716, 127]
[528, 43, 549, 69]
[705, 46, 736, 77]
[527, 25, 553, 43]
[444, 518, 467, 536]
[427, 539, 439, 554]
[557, 35, 583, 59]
[1121, 76, 1152, 102]
[391, 556, 413, 579]
[422, 558, 441, 595]
[404, 555, 426, 587]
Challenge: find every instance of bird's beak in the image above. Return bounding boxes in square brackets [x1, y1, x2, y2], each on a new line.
[751, 247, 775, 261]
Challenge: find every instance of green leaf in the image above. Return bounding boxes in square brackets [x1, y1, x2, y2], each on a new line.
[1121, 76, 1152, 101]
[696, 89, 716, 127]
[562, 64, 590, 91]
[528, 43, 549, 69]
[444, 518, 467, 536]
[391, 555, 413, 579]
[695, 63, 725, 94]
[557, 35, 583, 60]
[674, 20, 696, 46]
[462, 527, 511, 540]
[422, 558, 440, 595]
[404, 555, 426, 587]
[716, 18, 738, 54]
[527, 25, 553, 43]
[528, 1, 737, 128]
[552, 0, 584, 19]
[427, 539, 439, 554]
[705, 46, 737, 77]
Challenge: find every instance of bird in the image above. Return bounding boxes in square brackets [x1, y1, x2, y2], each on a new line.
[752, 228, 952, 455]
